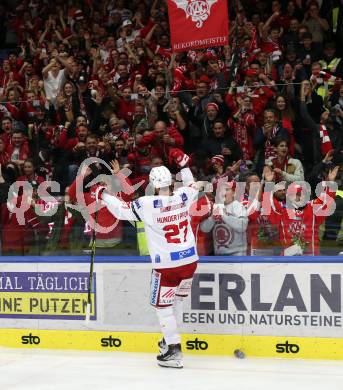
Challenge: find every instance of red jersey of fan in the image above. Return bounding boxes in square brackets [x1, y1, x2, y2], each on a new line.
[189, 194, 213, 256]
[68, 173, 133, 246]
[117, 98, 135, 126]
[138, 127, 184, 160]
[271, 188, 336, 255]
[242, 193, 283, 256]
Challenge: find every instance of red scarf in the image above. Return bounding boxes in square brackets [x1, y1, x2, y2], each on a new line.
[319, 123, 333, 156]
[230, 111, 255, 161]
[264, 125, 279, 160]
[249, 27, 259, 54]
[271, 156, 290, 183]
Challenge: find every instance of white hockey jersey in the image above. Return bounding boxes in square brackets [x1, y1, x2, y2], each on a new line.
[101, 169, 199, 268]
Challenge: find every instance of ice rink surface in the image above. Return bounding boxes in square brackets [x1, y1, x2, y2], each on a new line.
[0, 348, 343, 390]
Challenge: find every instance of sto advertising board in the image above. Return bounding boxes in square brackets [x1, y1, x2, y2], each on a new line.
[0, 261, 342, 359]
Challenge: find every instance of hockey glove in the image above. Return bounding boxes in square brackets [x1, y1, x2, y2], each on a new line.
[169, 148, 190, 168]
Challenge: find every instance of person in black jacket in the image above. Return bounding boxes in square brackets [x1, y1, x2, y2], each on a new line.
[0, 164, 9, 200]
[253, 109, 290, 175]
[44, 189, 86, 255]
[328, 84, 343, 110]
[306, 150, 336, 196]
[201, 119, 242, 169]
[200, 100, 231, 139]
[330, 0, 343, 56]
[67, 133, 116, 185]
[299, 94, 343, 167]
[0, 164, 10, 252]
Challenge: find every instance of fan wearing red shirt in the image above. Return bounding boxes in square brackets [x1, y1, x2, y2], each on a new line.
[0, 138, 9, 166]
[264, 166, 338, 256]
[137, 121, 184, 163]
[0, 60, 20, 94]
[116, 86, 135, 126]
[8, 52, 23, 73]
[127, 145, 153, 189]
[1, 192, 48, 255]
[0, 117, 13, 147]
[189, 193, 213, 256]
[54, 125, 89, 151]
[260, 12, 283, 57]
[17, 159, 45, 187]
[68, 162, 134, 250]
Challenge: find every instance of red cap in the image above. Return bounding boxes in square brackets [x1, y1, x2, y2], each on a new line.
[198, 75, 211, 84]
[206, 102, 219, 112]
[245, 69, 258, 78]
[211, 155, 224, 165]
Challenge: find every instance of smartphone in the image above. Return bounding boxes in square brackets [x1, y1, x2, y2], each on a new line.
[240, 163, 247, 172]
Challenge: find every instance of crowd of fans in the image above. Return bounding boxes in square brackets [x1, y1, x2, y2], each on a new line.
[0, 0, 343, 256]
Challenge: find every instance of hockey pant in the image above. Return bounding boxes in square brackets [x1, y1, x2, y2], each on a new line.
[150, 262, 197, 346]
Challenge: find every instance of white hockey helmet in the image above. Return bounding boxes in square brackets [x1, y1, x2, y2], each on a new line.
[149, 166, 172, 189]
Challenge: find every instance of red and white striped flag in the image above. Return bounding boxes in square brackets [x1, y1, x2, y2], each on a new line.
[319, 123, 333, 156]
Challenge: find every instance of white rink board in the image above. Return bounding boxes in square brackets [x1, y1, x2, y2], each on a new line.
[0, 262, 342, 338]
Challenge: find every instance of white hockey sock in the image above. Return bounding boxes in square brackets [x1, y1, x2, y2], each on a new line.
[156, 306, 181, 346]
[173, 295, 184, 327]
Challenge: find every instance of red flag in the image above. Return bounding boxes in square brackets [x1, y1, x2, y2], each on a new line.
[167, 0, 229, 52]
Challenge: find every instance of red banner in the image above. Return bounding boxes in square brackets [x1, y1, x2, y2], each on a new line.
[167, 0, 229, 52]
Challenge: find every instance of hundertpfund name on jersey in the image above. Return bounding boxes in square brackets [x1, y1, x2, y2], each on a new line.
[183, 272, 342, 334]
[0, 272, 96, 320]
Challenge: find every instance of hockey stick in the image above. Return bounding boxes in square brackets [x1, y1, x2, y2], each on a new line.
[85, 203, 99, 323]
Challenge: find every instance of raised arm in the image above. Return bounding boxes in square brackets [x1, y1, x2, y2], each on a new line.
[299, 80, 319, 131]
[59, 9, 67, 31]
[180, 167, 195, 188]
[96, 159, 140, 221]
[55, 53, 73, 75]
[299, 101, 318, 132]
[144, 24, 157, 45]
[262, 12, 279, 33]
[42, 59, 56, 79]
[38, 27, 49, 46]
[101, 192, 139, 221]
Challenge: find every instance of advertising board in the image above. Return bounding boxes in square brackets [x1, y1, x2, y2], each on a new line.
[0, 260, 342, 359]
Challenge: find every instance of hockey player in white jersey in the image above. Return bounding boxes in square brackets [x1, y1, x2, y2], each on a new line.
[95, 150, 198, 368]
